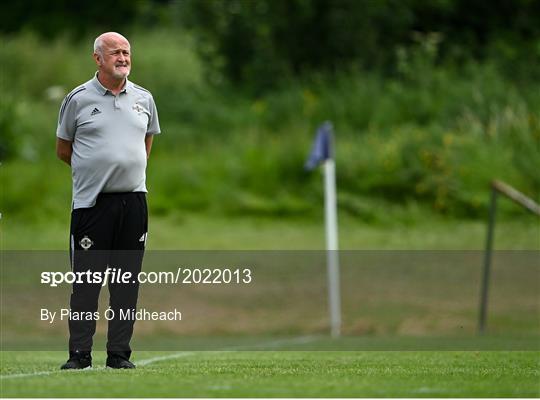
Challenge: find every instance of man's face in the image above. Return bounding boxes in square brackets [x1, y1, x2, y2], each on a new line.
[95, 36, 131, 80]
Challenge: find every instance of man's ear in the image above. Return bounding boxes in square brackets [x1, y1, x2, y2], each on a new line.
[93, 52, 102, 66]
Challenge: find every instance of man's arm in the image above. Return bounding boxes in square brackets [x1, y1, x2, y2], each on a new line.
[145, 135, 154, 159]
[56, 138, 73, 166]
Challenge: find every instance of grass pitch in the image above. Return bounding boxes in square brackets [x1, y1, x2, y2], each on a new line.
[1, 342, 539, 397]
[1, 216, 538, 397]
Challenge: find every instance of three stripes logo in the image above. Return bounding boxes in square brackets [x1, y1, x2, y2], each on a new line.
[139, 232, 148, 247]
[90, 107, 101, 116]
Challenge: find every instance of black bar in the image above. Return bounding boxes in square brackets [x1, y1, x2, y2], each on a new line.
[479, 186, 498, 334]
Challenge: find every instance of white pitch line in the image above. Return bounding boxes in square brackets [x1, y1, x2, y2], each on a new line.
[136, 351, 196, 367]
[136, 335, 318, 367]
[0, 370, 61, 380]
[0, 366, 105, 380]
[0, 335, 318, 380]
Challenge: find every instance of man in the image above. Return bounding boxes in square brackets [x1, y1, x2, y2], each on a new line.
[56, 32, 160, 369]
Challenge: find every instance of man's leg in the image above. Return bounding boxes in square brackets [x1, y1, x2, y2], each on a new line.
[106, 192, 147, 366]
[63, 196, 118, 368]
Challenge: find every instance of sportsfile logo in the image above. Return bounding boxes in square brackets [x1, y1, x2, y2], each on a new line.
[41, 268, 131, 287]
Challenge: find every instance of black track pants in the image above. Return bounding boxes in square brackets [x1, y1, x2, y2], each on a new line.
[69, 192, 147, 357]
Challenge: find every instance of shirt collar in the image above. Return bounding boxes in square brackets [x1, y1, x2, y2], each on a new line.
[92, 72, 129, 95]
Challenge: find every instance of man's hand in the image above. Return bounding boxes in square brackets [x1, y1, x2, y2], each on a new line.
[56, 138, 73, 166]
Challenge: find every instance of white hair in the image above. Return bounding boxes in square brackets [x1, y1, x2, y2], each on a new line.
[93, 36, 104, 56]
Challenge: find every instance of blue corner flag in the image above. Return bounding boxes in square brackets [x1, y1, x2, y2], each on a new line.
[305, 121, 333, 171]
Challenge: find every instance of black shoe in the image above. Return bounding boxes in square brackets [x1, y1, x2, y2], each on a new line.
[106, 356, 136, 369]
[60, 350, 92, 370]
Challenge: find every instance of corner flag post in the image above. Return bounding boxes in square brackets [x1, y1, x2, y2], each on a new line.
[324, 156, 341, 337]
[305, 121, 341, 338]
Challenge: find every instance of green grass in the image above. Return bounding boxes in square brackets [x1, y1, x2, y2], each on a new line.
[1, 212, 538, 398]
[1, 347, 539, 397]
[1, 215, 538, 397]
[1, 212, 539, 250]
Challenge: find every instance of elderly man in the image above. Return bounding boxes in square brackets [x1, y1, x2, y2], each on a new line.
[56, 32, 160, 369]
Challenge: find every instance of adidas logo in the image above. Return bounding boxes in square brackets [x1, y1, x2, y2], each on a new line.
[90, 107, 101, 116]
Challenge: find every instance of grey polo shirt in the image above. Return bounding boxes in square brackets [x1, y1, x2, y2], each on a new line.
[57, 73, 161, 209]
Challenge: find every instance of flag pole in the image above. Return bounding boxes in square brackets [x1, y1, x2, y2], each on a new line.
[323, 157, 341, 338]
[304, 121, 342, 338]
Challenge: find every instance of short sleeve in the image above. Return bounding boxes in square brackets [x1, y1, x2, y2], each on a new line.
[146, 96, 161, 135]
[56, 95, 78, 141]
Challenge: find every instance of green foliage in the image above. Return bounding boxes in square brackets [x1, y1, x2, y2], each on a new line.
[180, 0, 540, 91]
[1, 29, 538, 222]
[0, 96, 20, 161]
[2, 0, 540, 92]
[0, 0, 144, 38]
[180, 0, 416, 90]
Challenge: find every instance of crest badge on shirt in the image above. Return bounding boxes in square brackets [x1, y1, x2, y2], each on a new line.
[132, 103, 145, 113]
